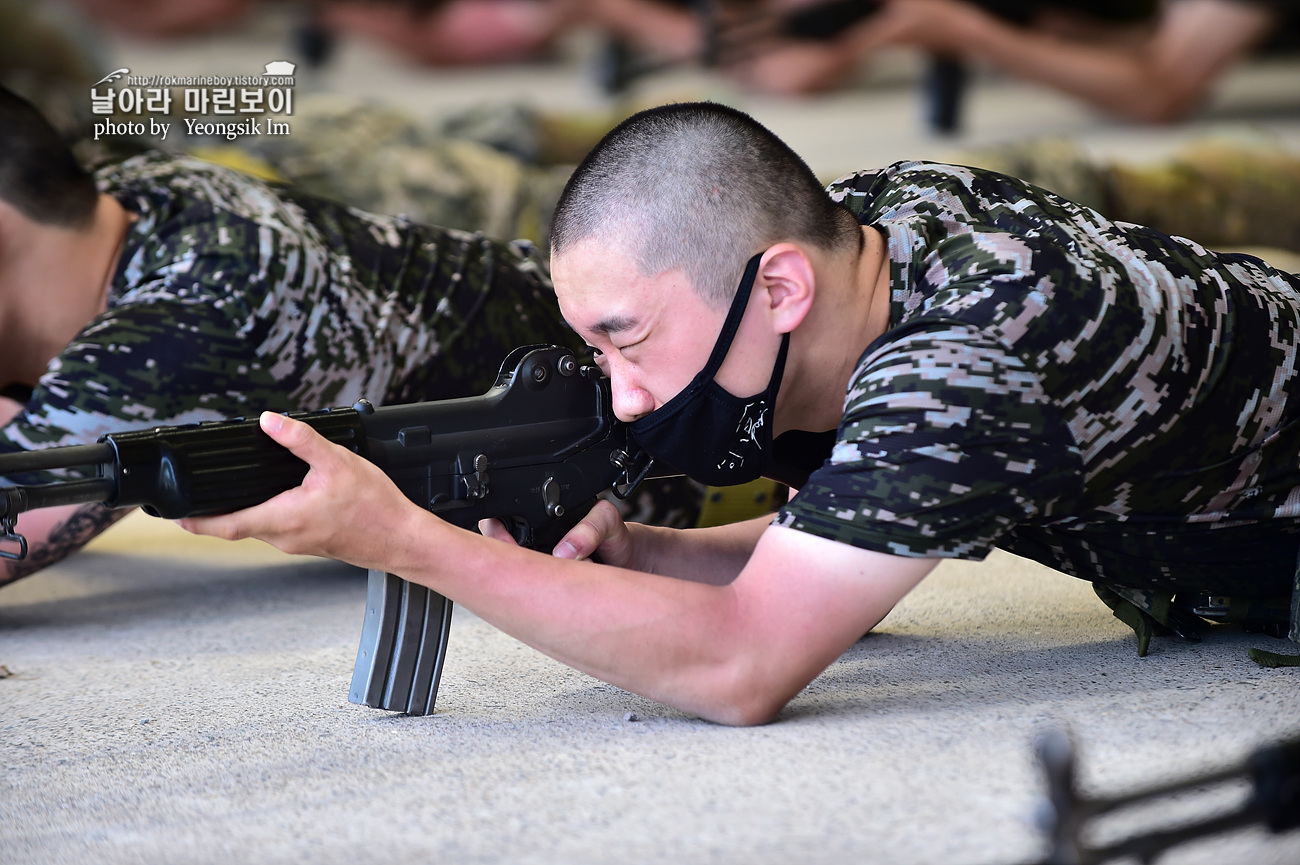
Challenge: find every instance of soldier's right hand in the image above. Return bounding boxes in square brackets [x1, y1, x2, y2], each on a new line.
[479, 498, 645, 569]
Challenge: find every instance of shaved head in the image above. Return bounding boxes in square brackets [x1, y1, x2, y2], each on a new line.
[550, 101, 860, 307]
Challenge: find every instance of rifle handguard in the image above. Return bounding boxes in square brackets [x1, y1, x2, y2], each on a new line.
[104, 408, 367, 518]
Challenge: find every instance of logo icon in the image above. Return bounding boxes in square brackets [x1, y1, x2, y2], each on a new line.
[263, 61, 296, 76]
[93, 68, 130, 87]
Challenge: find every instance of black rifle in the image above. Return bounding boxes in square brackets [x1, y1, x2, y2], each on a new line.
[0, 345, 658, 716]
[1031, 727, 1300, 864]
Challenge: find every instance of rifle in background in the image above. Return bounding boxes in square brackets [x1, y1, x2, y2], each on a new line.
[1031, 727, 1300, 864]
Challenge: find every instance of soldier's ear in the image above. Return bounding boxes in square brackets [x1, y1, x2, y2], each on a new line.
[756, 244, 815, 335]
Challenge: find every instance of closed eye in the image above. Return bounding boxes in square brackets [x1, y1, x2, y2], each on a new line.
[614, 336, 646, 353]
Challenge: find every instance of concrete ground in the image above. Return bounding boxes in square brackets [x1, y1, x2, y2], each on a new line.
[3, 5, 1300, 864]
[4, 515, 1299, 865]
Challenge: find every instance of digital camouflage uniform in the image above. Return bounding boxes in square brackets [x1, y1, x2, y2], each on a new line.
[774, 161, 1300, 648]
[0, 152, 580, 480]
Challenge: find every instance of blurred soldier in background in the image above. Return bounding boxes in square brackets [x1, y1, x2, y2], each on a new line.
[0, 84, 592, 584]
[721, 0, 1299, 123]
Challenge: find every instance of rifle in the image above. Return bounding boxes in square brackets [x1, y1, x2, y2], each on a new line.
[1031, 727, 1300, 864]
[0, 345, 659, 716]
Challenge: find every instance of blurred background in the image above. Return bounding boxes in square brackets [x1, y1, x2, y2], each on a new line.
[5, 0, 1299, 264]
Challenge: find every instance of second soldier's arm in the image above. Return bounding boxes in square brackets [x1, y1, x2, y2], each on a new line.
[1, 503, 131, 585]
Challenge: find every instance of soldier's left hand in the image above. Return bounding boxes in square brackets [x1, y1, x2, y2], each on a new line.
[177, 411, 426, 570]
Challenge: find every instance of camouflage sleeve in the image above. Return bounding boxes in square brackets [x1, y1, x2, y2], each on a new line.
[0, 297, 276, 484]
[774, 322, 1084, 558]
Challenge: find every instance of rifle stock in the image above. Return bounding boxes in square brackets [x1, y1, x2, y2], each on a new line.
[0, 345, 658, 715]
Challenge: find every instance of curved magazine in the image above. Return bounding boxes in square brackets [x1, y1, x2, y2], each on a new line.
[348, 570, 454, 715]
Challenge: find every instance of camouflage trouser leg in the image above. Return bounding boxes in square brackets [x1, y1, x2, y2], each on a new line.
[952, 138, 1300, 257]
[203, 95, 573, 247]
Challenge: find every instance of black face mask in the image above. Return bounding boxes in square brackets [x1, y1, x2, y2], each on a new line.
[629, 252, 790, 486]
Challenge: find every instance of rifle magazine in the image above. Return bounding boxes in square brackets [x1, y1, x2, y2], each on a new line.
[348, 569, 453, 716]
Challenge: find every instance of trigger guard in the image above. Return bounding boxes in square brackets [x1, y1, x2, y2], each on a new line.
[499, 516, 531, 548]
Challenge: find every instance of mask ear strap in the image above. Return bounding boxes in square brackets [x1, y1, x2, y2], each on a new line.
[699, 252, 764, 378]
[768, 331, 791, 395]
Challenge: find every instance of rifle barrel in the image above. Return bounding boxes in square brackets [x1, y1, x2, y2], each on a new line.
[0, 477, 118, 518]
[0, 443, 116, 474]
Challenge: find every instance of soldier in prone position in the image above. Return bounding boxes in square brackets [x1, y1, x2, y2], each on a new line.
[0, 84, 583, 584]
[183, 102, 1300, 725]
